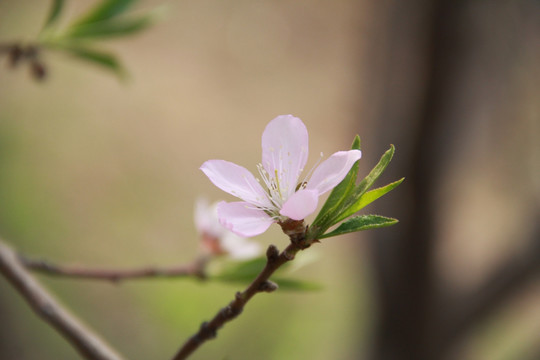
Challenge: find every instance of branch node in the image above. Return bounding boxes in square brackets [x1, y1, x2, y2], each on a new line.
[225, 304, 243, 318]
[283, 249, 296, 261]
[259, 280, 279, 293]
[266, 245, 279, 262]
[199, 321, 217, 340]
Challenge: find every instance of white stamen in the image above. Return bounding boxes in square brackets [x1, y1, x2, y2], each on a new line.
[253, 145, 313, 218]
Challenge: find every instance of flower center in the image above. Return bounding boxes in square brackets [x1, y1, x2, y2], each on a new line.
[256, 164, 287, 210]
[254, 151, 324, 216]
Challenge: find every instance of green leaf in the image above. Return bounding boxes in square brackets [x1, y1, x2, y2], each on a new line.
[211, 257, 268, 282]
[66, 14, 156, 39]
[73, 0, 138, 26]
[49, 43, 126, 78]
[267, 278, 322, 291]
[208, 257, 321, 291]
[42, 0, 65, 30]
[333, 178, 404, 222]
[310, 142, 397, 239]
[330, 144, 396, 225]
[319, 215, 398, 239]
[310, 135, 361, 236]
[212, 275, 321, 291]
[355, 145, 395, 199]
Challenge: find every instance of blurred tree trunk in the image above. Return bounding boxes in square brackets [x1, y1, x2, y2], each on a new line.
[357, 0, 540, 359]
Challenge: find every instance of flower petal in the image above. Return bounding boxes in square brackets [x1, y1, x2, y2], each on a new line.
[201, 160, 271, 207]
[194, 198, 224, 238]
[306, 149, 362, 195]
[221, 233, 262, 260]
[279, 189, 319, 220]
[217, 201, 274, 237]
[261, 115, 309, 199]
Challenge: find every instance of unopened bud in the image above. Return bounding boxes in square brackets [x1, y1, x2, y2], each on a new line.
[266, 245, 279, 262]
[259, 280, 278, 293]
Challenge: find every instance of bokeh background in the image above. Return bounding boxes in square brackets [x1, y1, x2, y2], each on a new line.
[1, 1, 539, 359]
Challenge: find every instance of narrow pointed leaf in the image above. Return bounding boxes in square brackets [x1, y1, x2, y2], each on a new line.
[66, 14, 155, 39]
[50, 43, 126, 78]
[333, 178, 404, 223]
[318, 215, 398, 239]
[354, 144, 395, 197]
[42, 0, 65, 30]
[73, 0, 137, 26]
[209, 257, 320, 291]
[312, 144, 396, 237]
[212, 275, 322, 291]
[211, 257, 267, 281]
[209, 257, 291, 283]
[310, 135, 361, 235]
[269, 278, 323, 291]
[323, 144, 395, 228]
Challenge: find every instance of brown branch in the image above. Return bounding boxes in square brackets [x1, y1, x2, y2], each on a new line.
[171, 219, 310, 360]
[0, 42, 16, 53]
[0, 238, 125, 360]
[0, 41, 46, 80]
[20, 255, 209, 283]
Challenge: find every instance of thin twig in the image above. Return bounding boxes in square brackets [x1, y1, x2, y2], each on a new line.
[20, 255, 209, 283]
[0, 42, 18, 53]
[0, 238, 125, 360]
[171, 219, 310, 360]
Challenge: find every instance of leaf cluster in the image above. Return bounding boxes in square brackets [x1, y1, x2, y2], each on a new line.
[38, 0, 161, 78]
[308, 136, 403, 240]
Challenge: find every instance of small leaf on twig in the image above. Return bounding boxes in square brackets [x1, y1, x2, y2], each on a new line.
[49, 43, 126, 78]
[42, 0, 65, 30]
[309, 140, 400, 240]
[270, 278, 322, 291]
[312, 135, 361, 230]
[328, 145, 396, 225]
[72, 0, 138, 26]
[318, 215, 398, 239]
[351, 145, 396, 201]
[334, 177, 404, 222]
[66, 14, 157, 39]
[211, 257, 267, 281]
[209, 257, 321, 291]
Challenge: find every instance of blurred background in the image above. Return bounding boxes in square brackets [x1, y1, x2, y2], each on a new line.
[0, 1, 539, 359]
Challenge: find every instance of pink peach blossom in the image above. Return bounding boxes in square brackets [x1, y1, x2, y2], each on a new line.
[201, 115, 361, 237]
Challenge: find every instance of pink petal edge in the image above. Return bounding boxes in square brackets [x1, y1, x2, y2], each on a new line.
[280, 189, 319, 220]
[217, 201, 274, 237]
[261, 115, 309, 199]
[306, 149, 362, 195]
[200, 160, 271, 208]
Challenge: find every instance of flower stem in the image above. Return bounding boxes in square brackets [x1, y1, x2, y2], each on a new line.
[171, 222, 311, 360]
[19, 256, 209, 283]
